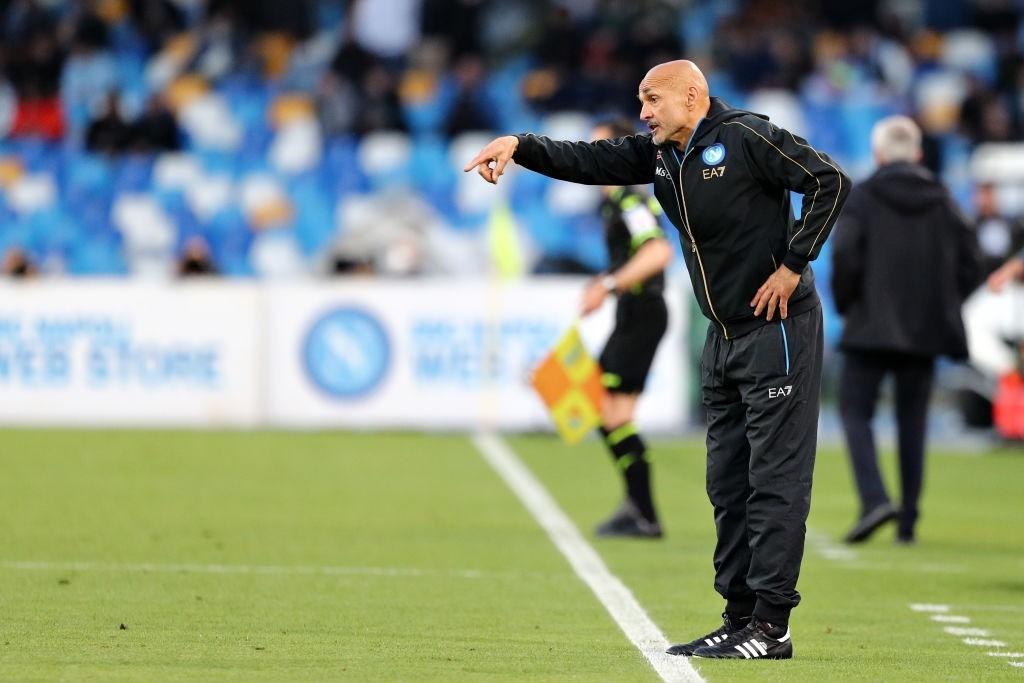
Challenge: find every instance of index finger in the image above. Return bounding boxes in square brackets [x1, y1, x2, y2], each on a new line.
[463, 152, 491, 173]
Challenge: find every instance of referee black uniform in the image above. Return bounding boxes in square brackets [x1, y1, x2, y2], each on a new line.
[512, 97, 849, 638]
[594, 185, 669, 536]
[598, 186, 668, 396]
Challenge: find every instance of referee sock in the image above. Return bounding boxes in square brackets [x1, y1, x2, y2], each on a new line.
[600, 423, 657, 523]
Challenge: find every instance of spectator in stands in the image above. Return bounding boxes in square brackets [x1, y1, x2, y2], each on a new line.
[2, 246, 37, 277]
[974, 182, 1024, 278]
[445, 54, 489, 137]
[177, 236, 218, 277]
[960, 79, 1019, 145]
[315, 70, 357, 138]
[831, 116, 981, 546]
[0, 0, 1019, 279]
[60, 9, 118, 125]
[350, 0, 421, 62]
[132, 93, 181, 152]
[5, 6, 65, 139]
[85, 91, 132, 154]
[128, 0, 187, 52]
[420, 0, 482, 59]
[352, 63, 407, 135]
[987, 249, 1024, 292]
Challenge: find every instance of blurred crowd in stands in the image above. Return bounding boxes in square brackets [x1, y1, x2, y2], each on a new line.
[0, 0, 1021, 281]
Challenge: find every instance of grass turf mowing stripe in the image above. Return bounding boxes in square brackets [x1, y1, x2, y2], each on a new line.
[471, 432, 703, 683]
[1, 430, 663, 681]
[508, 434, 1024, 682]
[0, 560, 517, 580]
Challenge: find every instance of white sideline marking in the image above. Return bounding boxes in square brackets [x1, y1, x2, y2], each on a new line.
[945, 627, 990, 637]
[910, 603, 950, 613]
[931, 615, 970, 623]
[963, 638, 1006, 647]
[806, 530, 857, 562]
[810, 539, 968, 575]
[471, 433, 702, 683]
[912, 604, 1022, 670]
[0, 560, 492, 580]
[960, 604, 1024, 614]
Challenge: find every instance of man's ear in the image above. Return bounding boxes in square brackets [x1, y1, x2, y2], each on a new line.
[686, 85, 698, 108]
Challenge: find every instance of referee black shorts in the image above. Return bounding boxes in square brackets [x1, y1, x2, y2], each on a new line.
[599, 295, 668, 395]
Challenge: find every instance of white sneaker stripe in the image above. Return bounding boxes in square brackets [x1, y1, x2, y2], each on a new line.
[734, 645, 751, 659]
[741, 642, 760, 658]
[752, 640, 768, 656]
[705, 638, 714, 646]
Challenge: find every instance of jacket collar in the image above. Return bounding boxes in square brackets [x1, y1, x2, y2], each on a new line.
[661, 97, 765, 155]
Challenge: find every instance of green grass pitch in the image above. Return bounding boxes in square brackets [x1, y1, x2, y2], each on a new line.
[0, 429, 1021, 681]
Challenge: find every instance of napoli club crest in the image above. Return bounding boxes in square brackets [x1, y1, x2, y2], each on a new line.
[702, 143, 726, 165]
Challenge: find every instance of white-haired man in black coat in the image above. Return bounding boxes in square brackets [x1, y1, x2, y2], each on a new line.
[831, 115, 981, 545]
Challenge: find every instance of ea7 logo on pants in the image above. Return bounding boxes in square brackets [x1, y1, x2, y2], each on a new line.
[768, 385, 793, 399]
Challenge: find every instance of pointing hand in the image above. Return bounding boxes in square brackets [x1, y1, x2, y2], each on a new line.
[463, 135, 519, 185]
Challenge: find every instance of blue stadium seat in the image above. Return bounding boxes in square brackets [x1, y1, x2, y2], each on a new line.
[842, 102, 897, 163]
[568, 214, 608, 273]
[322, 136, 368, 196]
[517, 203, 573, 258]
[402, 79, 455, 134]
[114, 155, 154, 194]
[68, 233, 127, 275]
[484, 57, 534, 132]
[28, 206, 80, 255]
[802, 102, 849, 157]
[206, 207, 254, 275]
[409, 135, 454, 197]
[291, 180, 335, 256]
[62, 154, 114, 207]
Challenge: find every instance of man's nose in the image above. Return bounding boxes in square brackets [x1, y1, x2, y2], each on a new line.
[640, 103, 651, 120]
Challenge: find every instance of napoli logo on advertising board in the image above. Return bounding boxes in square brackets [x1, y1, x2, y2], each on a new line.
[702, 143, 726, 165]
[303, 306, 390, 398]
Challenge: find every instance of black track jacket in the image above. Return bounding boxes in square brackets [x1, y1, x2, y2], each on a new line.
[513, 97, 850, 339]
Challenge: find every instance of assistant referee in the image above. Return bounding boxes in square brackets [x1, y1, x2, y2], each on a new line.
[580, 118, 672, 540]
[464, 60, 849, 660]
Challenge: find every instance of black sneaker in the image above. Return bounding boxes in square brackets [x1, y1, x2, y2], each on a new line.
[666, 612, 751, 656]
[692, 618, 793, 660]
[595, 499, 662, 538]
[843, 502, 898, 544]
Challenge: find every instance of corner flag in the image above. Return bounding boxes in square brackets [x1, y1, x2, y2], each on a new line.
[530, 324, 606, 444]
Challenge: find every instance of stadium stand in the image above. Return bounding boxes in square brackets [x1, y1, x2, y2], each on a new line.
[0, 0, 1020, 278]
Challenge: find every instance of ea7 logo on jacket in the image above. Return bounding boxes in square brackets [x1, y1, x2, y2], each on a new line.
[768, 385, 793, 399]
[702, 166, 725, 180]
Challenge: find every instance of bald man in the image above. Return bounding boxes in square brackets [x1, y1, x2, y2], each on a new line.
[466, 61, 850, 660]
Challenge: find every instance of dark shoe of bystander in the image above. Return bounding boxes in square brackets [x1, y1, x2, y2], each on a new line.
[843, 502, 898, 544]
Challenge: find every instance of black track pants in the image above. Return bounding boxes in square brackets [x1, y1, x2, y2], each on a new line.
[838, 350, 935, 537]
[701, 304, 823, 625]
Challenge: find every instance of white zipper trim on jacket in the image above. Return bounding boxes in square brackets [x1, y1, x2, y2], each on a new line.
[660, 151, 730, 339]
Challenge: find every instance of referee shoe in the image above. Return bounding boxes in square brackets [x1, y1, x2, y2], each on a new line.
[595, 499, 662, 538]
[691, 618, 793, 659]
